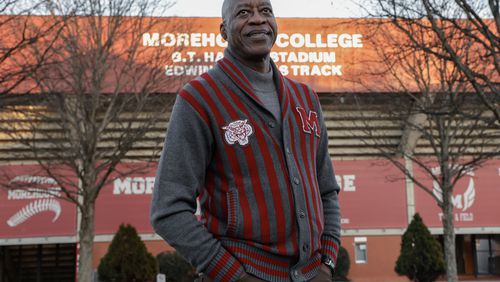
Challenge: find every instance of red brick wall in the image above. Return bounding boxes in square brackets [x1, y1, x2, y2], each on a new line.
[343, 235, 409, 282]
[92, 235, 409, 282]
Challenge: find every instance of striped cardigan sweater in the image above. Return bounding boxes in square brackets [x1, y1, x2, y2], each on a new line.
[151, 51, 341, 282]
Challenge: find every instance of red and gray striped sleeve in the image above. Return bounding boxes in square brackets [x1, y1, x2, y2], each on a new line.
[150, 90, 245, 281]
[312, 88, 342, 263]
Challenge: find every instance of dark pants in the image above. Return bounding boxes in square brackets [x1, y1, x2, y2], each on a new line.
[201, 265, 333, 282]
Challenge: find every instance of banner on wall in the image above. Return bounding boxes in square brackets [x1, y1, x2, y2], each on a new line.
[0, 165, 77, 238]
[142, 17, 368, 93]
[334, 159, 408, 229]
[3, 16, 495, 95]
[94, 160, 410, 233]
[2, 159, 499, 239]
[0, 16, 415, 94]
[94, 163, 158, 234]
[94, 162, 202, 235]
[413, 159, 500, 228]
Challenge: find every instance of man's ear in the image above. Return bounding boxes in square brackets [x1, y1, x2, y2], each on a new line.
[220, 22, 227, 40]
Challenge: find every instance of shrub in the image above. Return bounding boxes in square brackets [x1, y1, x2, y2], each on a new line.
[156, 251, 197, 282]
[97, 224, 157, 282]
[395, 213, 445, 282]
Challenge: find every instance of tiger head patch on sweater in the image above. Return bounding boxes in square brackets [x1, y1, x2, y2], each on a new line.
[222, 119, 254, 146]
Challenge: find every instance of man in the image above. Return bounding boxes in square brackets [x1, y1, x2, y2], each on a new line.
[150, 0, 341, 281]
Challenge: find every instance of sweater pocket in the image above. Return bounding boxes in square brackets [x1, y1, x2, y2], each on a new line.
[226, 189, 240, 237]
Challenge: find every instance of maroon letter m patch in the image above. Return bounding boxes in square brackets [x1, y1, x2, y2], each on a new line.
[296, 107, 320, 137]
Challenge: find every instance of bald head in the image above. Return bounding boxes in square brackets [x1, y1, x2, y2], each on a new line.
[221, 0, 276, 23]
[219, 0, 277, 72]
[221, 0, 232, 21]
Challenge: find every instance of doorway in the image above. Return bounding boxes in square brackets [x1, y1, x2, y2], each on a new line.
[475, 234, 500, 275]
[0, 243, 76, 282]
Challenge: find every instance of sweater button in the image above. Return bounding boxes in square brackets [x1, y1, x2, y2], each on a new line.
[293, 177, 300, 185]
[298, 210, 306, 219]
[268, 121, 276, 128]
[292, 270, 299, 278]
[302, 243, 309, 252]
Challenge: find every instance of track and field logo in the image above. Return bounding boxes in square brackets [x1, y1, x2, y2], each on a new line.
[433, 178, 475, 212]
[431, 167, 476, 212]
[222, 119, 253, 146]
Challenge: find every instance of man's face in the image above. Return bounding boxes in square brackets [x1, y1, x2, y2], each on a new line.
[221, 0, 277, 61]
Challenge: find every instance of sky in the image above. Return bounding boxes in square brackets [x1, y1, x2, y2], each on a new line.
[160, 0, 494, 19]
[5, 0, 493, 18]
[163, 0, 369, 18]
[4, 0, 368, 17]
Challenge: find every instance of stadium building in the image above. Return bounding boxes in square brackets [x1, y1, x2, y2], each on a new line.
[1, 16, 499, 282]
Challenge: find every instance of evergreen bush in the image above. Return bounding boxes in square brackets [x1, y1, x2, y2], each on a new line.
[97, 224, 157, 282]
[395, 213, 445, 282]
[157, 251, 197, 282]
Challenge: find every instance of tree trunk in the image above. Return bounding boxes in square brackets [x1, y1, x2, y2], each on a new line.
[398, 112, 427, 156]
[442, 187, 458, 282]
[78, 200, 96, 282]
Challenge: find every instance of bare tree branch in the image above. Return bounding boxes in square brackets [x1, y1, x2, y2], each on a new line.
[354, 6, 500, 279]
[1, 0, 181, 280]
